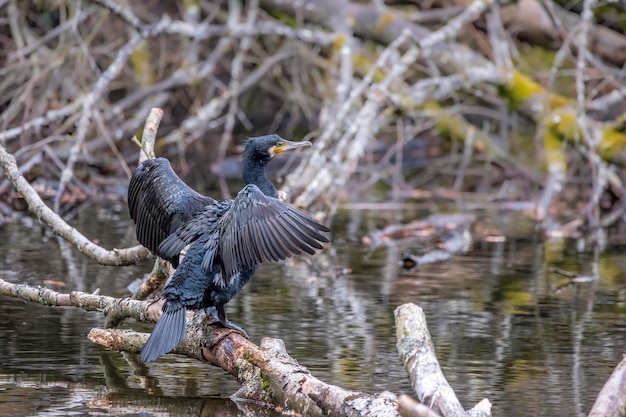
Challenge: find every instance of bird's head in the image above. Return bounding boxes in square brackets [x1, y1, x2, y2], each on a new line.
[243, 134, 311, 163]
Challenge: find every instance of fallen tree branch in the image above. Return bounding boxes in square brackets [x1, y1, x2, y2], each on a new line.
[278, 0, 498, 210]
[0, 142, 148, 266]
[395, 303, 492, 417]
[90, 322, 400, 417]
[0, 277, 159, 331]
[1, 108, 162, 269]
[398, 394, 443, 417]
[0, 276, 484, 417]
[0, 276, 399, 416]
[53, 31, 143, 212]
[587, 355, 626, 417]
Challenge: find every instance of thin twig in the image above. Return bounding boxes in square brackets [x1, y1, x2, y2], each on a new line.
[54, 33, 144, 212]
[137, 107, 163, 163]
[218, 0, 257, 163]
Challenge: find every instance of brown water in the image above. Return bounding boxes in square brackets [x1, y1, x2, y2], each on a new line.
[0, 203, 625, 416]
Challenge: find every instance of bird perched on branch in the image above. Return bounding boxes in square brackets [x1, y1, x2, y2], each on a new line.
[128, 134, 330, 363]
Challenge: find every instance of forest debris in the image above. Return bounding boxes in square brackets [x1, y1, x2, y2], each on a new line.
[500, 0, 626, 66]
[544, 218, 584, 239]
[397, 394, 442, 417]
[1, 275, 400, 416]
[587, 355, 626, 417]
[395, 304, 491, 417]
[550, 267, 597, 294]
[0, 142, 149, 266]
[401, 250, 452, 270]
[89, 322, 401, 417]
[363, 213, 476, 247]
[3, 275, 494, 417]
[367, 214, 474, 270]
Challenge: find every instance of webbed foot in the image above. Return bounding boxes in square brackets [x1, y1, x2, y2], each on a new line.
[204, 306, 249, 339]
[220, 319, 249, 338]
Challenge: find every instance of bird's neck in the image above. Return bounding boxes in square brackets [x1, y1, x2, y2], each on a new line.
[243, 160, 278, 198]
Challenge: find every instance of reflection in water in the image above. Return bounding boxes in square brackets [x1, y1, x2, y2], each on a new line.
[0, 206, 625, 416]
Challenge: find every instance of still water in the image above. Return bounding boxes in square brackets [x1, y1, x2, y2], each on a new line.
[0, 202, 625, 416]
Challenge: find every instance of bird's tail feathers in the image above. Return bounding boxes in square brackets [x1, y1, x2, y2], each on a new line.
[139, 307, 187, 363]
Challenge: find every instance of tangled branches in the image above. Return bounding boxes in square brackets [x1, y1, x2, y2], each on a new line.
[2, 0, 626, 235]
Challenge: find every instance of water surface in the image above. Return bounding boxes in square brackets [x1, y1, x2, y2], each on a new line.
[0, 203, 624, 416]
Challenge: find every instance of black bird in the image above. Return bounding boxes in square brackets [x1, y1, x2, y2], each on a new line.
[128, 134, 330, 363]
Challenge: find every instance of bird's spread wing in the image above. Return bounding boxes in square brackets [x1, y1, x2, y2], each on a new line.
[215, 184, 330, 287]
[128, 158, 215, 262]
[158, 201, 231, 262]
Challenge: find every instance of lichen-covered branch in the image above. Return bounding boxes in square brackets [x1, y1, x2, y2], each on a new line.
[0, 277, 150, 322]
[1, 276, 475, 417]
[89, 320, 400, 417]
[395, 303, 492, 417]
[0, 142, 148, 266]
[282, 0, 495, 210]
[268, 0, 626, 226]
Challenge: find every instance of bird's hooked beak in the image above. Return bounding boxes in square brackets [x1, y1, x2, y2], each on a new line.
[269, 140, 312, 157]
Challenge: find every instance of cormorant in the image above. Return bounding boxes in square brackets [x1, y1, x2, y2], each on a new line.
[128, 134, 330, 363]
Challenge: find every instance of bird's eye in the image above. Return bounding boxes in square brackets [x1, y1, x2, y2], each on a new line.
[276, 142, 285, 147]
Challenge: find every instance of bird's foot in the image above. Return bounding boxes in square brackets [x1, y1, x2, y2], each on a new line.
[204, 306, 220, 323]
[220, 320, 249, 339]
[204, 307, 249, 339]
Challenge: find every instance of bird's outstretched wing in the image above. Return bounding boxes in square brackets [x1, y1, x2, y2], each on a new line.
[215, 184, 330, 287]
[158, 200, 231, 262]
[128, 158, 215, 263]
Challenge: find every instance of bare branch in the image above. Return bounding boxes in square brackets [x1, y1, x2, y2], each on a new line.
[54, 33, 144, 212]
[0, 142, 148, 266]
[0, 277, 145, 318]
[137, 107, 163, 163]
[0, 276, 399, 417]
[395, 303, 492, 417]
[587, 355, 626, 417]
[398, 395, 442, 417]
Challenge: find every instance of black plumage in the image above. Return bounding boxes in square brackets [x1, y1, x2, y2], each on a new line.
[128, 158, 215, 267]
[128, 134, 330, 363]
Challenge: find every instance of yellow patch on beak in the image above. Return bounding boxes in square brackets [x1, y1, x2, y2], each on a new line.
[269, 142, 287, 157]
